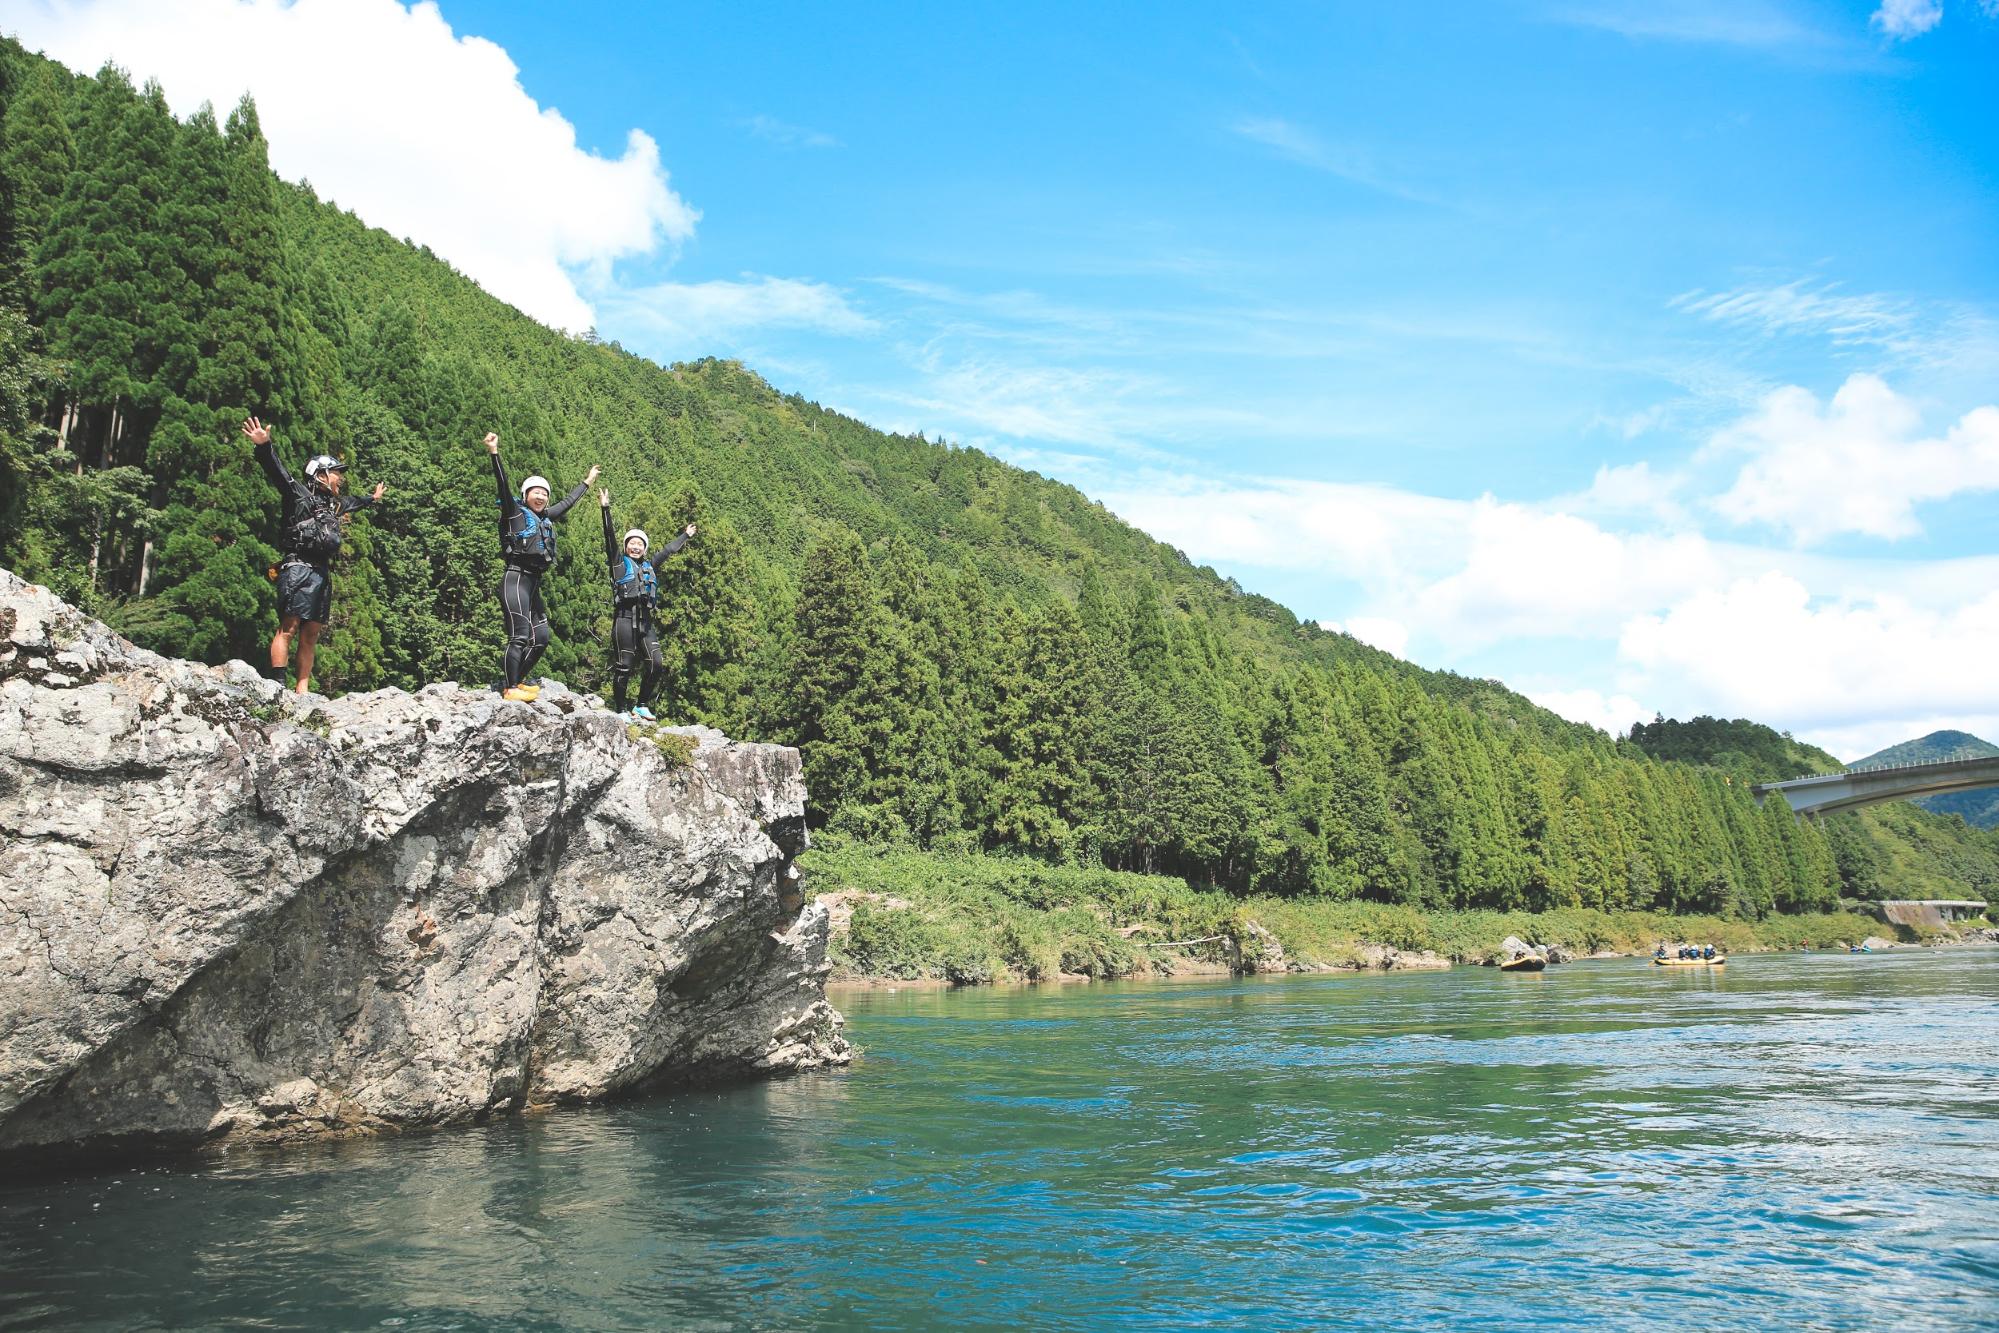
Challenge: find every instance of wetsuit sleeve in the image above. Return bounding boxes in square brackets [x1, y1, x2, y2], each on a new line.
[545, 480, 591, 521]
[492, 451, 519, 525]
[255, 440, 292, 491]
[602, 502, 620, 576]
[341, 493, 375, 515]
[655, 531, 691, 560]
[256, 440, 306, 527]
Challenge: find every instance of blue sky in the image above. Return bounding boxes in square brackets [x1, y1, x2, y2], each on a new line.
[14, 0, 1999, 756]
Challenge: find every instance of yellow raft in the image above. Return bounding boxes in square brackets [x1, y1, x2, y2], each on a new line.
[1652, 956, 1726, 967]
[1499, 955, 1546, 972]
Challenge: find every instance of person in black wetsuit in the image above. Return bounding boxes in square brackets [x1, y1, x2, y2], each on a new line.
[598, 488, 694, 719]
[487, 431, 597, 701]
[244, 415, 384, 696]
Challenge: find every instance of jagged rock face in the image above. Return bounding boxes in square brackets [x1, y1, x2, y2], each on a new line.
[0, 570, 849, 1167]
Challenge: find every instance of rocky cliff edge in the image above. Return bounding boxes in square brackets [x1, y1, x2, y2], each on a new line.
[0, 569, 849, 1168]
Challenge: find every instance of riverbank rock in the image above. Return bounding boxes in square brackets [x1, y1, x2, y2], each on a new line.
[1347, 944, 1451, 972]
[1229, 919, 1287, 974]
[0, 570, 849, 1169]
[1495, 934, 1557, 966]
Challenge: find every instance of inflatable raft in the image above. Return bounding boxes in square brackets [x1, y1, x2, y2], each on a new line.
[1652, 956, 1725, 967]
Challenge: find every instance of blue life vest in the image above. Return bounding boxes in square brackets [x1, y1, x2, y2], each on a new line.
[614, 554, 657, 606]
[502, 504, 556, 566]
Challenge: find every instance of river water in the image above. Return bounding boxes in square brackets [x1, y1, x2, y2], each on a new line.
[3, 950, 1996, 1330]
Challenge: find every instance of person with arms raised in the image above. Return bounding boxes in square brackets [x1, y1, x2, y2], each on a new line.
[598, 488, 694, 719]
[244, 415, 384, 696]
[487, 431, 597, 702]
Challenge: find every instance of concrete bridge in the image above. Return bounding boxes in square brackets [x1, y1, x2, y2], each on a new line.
[1751, 756, 1999, 818]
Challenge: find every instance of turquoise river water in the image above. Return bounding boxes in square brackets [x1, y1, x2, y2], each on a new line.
[3, 949, 1997, 1330]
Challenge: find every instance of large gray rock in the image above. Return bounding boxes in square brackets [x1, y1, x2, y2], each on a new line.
[0, 570, 848, 1166]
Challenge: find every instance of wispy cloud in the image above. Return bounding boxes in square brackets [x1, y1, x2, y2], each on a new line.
[594, 274, 874, 351]
[1672, 279, 1999, 376]
[1230, 116, 1437, 204]
[1871, 0, 1943, 38]
[740, 113, 841, 149]
[1673, 281, 1918, 348]
[1545, 0, 1890, 67]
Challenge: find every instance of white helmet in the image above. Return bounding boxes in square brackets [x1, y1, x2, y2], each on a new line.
[520, 475, 551, 500]
[623, 529, 648, 550]
[304, 454, 344, 479]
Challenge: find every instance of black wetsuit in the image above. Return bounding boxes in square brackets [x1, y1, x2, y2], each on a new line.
[256, 440, 373, 624]
[493, 454, 588, 689]
[602, 505, 690, 712]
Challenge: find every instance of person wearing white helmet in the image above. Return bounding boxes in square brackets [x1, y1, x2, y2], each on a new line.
[598, 488, 695, 719]
[486, 431, 597, 702]
[243, 415, 385, 696]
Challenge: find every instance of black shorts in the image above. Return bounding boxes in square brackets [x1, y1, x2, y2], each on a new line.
[275, 559, 332, 624]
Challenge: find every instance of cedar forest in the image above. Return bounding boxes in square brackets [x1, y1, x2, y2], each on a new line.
[3, 43, 1995, 915]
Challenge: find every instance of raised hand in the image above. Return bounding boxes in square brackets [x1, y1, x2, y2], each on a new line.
[584, 464, 601, 486]
[483, 432, 499, 454]
[372, 482, 387, 502]
[241, 416, 271, 446]
[599, 488, 611, 508]
[684, 523, 696, 537]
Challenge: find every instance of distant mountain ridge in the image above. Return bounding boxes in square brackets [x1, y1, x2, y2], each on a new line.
[1851, 730, 1999, 770]
[1852, 731, 1999, 830]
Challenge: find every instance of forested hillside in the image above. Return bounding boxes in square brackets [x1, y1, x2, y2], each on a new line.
[4, 43, 1996, 913]
[1626, 716, 1840, 781]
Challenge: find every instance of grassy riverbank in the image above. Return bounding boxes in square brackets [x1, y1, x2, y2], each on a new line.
[803, 843, 1922, 984]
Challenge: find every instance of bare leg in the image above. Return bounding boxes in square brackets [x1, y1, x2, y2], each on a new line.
[294, 621, 324, 695]
[271, 615, 300, 670]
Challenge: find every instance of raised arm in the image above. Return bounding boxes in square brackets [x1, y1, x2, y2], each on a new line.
[600, 489, 620, 572]
[242, 416, 290, 490]
[486, 432, 517, 520]
[545, 464, 600, 521]
[654, 522, 696, 561]
[342, 482, 386, 515]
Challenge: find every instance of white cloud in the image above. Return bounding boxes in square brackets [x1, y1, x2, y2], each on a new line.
[1321, 617, 1410, 659]
[1101, 461, 1999, 755]
[1620, 573, 1999, 756]
[1556, 460, 1688, 525]
[11, 0, 696, 331]
[1706, 373, 1999, 544]
[595, 275, 875, 353]
[1528, 687, 1655, 737]
[1103, 477, 1468, 587]
[1872, 0, 1944, 38]
[1412, 502, 1724, 647]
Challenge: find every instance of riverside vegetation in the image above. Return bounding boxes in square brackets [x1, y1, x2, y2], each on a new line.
[805, 841, 1926, 984]
[3, 44, 1997, 978]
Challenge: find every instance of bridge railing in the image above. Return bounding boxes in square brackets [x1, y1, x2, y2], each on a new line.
[1760, 754, 1999, 787]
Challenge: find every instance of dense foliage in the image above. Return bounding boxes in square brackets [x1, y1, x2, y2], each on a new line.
[1624, 715, 1838, 781]
[4, 45, 1995, 914]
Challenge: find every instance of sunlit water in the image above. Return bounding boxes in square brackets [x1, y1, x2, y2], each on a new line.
[4, 950, 1997, 1330]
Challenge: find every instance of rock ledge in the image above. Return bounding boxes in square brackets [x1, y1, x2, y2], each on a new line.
[0, 570, 848, 1167]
